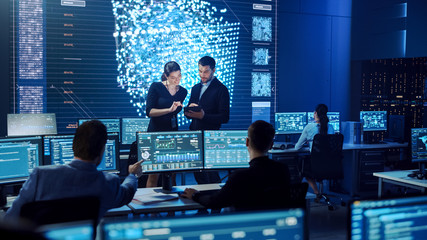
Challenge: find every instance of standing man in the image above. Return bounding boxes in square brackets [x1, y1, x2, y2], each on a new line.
[185, 56, 230, 184]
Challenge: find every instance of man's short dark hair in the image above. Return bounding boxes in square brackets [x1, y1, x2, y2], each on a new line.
[198, 56, 216, 70]
[248, 120, 275, 153]
[73, 120, 107, 161]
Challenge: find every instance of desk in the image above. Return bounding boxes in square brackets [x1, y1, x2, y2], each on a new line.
[373, 170, 427, 198]
[269, 142, 408, 198]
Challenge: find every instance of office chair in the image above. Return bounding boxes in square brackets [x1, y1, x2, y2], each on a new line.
[20, 196, 100, 227]
[309, 133, 344, 210]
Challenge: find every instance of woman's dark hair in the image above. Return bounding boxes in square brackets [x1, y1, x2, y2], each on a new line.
[161, 61, 181, 81]
[316, 103, 329, 135]
[73, 120, 107, 161]
[248, 120, 275, 153]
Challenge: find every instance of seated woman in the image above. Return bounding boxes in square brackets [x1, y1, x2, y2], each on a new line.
[295, 104, 334, 196]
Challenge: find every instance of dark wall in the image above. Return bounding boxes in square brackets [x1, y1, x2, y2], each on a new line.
[0, 0, 9, 137]
[277, 0, 353, 121]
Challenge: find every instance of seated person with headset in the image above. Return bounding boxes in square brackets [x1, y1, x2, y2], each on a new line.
[181, 120, 291, 211]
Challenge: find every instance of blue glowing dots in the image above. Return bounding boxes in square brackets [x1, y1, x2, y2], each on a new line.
[251, 72, 271, 97]
[253, 48, 269, 65]
[252, 17, 272, 42]
[112, 0, 240, 126]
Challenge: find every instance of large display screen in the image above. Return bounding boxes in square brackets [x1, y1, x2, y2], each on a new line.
[7, 113, 57, 137]
[204, 130, 249, 169]
[10, 0, 278, 132]
[360, 111, 387, 131]
[350, 196, 427, 240]
[136, 131, 203, 173]
[0, 136, 43, 184]
[102, 209, 305, 240]
[275, 112, 307, 134]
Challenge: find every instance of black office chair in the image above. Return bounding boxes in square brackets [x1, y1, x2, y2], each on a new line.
[309, 133, 344, 210]
[20, 196, 100, 227]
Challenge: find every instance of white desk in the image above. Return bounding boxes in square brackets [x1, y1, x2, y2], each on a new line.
[373, 170, 427, 198]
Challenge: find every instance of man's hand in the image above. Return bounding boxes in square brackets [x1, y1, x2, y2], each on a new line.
[128, 160, 143, 178]
[181, 188, 199, 200]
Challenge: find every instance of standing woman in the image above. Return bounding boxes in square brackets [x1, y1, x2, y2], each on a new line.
[294, 104, 334, 196]
[145, 61, 188, 187]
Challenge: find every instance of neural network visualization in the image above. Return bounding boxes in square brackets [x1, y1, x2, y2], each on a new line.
[112, 0, 240, 126]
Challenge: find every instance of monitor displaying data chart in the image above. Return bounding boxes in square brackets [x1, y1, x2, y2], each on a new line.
[350, 196, 427, 240]
[78, 118, 121, 141]
[102, 209, 305, 240]
[39, 221, 94, 240]
[121, 118, 150, 145]
[204, 130, 249, 169]
[275, 112, 307, 134]
[411, 128, 427, 163]
[42, 133, 120, 172]
[7, 113, 57, 137]
[359, 111, 387, 131]
[136, 131, 203, 173]
[0, 136, 43, 184]
[307, 112, 340, 132]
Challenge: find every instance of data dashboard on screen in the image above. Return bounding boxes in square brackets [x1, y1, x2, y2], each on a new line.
[102, 209, 305, 240]
[7, 113, 57, 137]
[43, 133, 120, 172]
[307, 112, 340, 132]
[350, 196, 427, 240]
[360, 111, 387, 131]
[411, 128, 427, 163]
[275, 112, 307, 134]
[78, 118, 121, 141]
[136, 131, 203, 173]
[204, 130, 249, 169]
[0, 136, 43, 184]
[121, 118, 150, 145]
[10, 0, 278, 132]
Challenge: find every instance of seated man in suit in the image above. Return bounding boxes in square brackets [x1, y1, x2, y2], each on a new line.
[182, 120, 291, 211]
[5, 120, 143, 220]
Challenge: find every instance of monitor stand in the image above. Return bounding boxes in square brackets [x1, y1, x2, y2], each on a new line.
[154, 173, 182, 193]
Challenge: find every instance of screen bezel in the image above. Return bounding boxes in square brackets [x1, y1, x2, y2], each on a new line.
[136, 130, 204, 173]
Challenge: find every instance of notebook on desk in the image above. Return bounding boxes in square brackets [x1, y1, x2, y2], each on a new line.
[132, 192, 179, 205]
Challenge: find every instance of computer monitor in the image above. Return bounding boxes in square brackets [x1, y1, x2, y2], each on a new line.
[43, 133, 120, 173]
[102, 209, 305, 240]
[307, 112, 340, 132]
[275, 112, 307, 134]
[388, 115, 405, 142]
[349, 196, 427, 240]
[7, 113, 57, 137]
[0, 136, 43, 184]
[204, 130, 249, 169]
[359, 111, 387, 131]
[411, 128, 427, 163]
[121, 118, 150, 145]
[38, 221, 94, 240]
[78, 118, 121, 141]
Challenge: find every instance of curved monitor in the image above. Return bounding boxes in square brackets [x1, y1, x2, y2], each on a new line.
[121, 118, 150, 145]
[275, 112, 307, 134]
[360, 111, 387, 131]
[42, 133, 120, 172]
[0, 136, 43, 184]
[136, 131, 203, 173]
[204, 130, 249, 169]
[307, 112, 340, 132]
[7, 113, 57, 137]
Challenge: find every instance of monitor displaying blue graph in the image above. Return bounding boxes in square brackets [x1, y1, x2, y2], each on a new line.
[43, 133, 120, 172]
[350, 196, 427, 240]
[411, 128, 427, 163]
[0, 136, 43, 184]
[102, 209, 305, 240]
[78, 118, 121, 141]
[204, 130, 249, 169]
[121, 118, 150, 145]
[136, 131, 203, 173]
[307, 112, 340, 132]
[7, 113, 57, 137]
[360, 111, 387, 131]
[275, 112, 307, 134]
